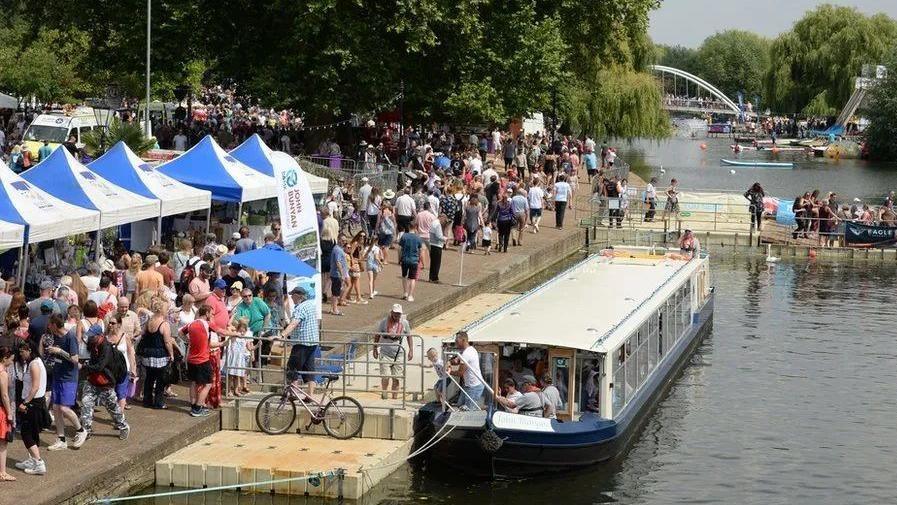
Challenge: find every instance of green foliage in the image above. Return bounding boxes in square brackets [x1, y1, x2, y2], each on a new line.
[861, 55, 897, 160]
[693, 30, 769, 99]
[565, 68, 670, 140]
[654, 44, 700, 74]
[765, 4, 897, 114]
[8, 0, 666, 137]
[82, 119, 156, 157]
[802, 91, 838, 117]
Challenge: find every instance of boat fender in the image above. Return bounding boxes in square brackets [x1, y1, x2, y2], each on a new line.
[479, 429, 504, 453]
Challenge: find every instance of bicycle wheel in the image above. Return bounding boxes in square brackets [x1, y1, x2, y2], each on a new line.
[322, 396, 364, 439]
[255, 393, 297, 435]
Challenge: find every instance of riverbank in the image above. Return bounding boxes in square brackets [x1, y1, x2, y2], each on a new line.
[4, 177, 596, 505]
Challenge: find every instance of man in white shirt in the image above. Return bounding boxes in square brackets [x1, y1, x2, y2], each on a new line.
[357, 177, 372, 218]
[481, 163, 498, 186]
[468, 154, 483, 175]
[552, 174, 572, 229]
[528, 180, 545, 233]
[394, 188, 417, 237]
[644, 176, 658, 222]
[173, 131, 188, 151]
[450, 331, 483, 411]
[81, 262, 102, 294]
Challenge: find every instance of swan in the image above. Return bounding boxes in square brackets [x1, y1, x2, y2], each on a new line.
[766, 244, 780, 263]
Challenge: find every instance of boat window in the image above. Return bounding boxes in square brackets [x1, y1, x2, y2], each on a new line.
[575, 353, 602, 415]
[658, 309, 664, 357]
[612, 347, 626, 414]
[640, 322, 652, 378]
[648, 315, 658, 372]
[548, 348, 575, 420]
[624, 338, 636, 405]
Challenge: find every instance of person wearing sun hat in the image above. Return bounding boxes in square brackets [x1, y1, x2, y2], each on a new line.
[372, 304, 413, 399]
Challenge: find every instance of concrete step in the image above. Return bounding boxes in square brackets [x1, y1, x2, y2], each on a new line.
[220, 394, 416, 441]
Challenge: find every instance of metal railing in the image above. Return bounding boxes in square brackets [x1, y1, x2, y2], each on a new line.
[298, 155, 357, 173]
[217, 329, 430, 411]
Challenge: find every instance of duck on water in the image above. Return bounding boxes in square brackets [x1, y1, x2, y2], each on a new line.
[415, 247, 714, 478]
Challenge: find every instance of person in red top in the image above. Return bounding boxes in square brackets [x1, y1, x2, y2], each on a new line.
[181, 305, 220, 417]
[202, 279, 236, 408]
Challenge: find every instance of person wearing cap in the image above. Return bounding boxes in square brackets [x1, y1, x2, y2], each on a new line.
[222, 263, 253, 293]
[189, 263, 214, 303]
[136, 254, 164, 297]
[449, 330, 483, 410]
[280, 287, 319, 395]
[373, 304, 414, 400]
[27, 300, 54, 345]
[357, 177, 372, 219]
[494, 374, 543, 417]
[44, 313, 86, 450]
[27, 281, 60, 319]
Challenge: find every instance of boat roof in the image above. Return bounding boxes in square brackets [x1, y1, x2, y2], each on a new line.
[464, 249, 706, 354]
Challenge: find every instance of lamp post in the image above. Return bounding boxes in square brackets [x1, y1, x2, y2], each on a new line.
[145, 0, 152, 137]
[88, 85, 122, 156]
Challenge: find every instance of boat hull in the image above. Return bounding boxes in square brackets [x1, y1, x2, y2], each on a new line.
[721, 158, 793, 168]
[418, 292, 715, 478]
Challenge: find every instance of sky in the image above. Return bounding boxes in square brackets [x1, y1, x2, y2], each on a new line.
[649, 0, 897, 47]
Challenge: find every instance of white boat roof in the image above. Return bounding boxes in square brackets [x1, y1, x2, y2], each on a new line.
[464, 250, 706, 354]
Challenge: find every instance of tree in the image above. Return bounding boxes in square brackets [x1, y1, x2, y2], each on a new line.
[82, 119, 156, 157]
[654, 44, 700, 74]
[861, 56, 897, 160]
[693, 30, 770, 100]
[765, 5, 897, 114]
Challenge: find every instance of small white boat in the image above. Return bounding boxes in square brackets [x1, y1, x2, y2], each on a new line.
[721, 159, 793, 169]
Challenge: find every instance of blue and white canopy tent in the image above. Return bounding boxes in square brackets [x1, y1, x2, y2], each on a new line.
[231, 134, 328, 195]
[159, 135, 276, 203]
[23, 146, 160, 229]
[0, 159, 99, 282]
[89, 141, 212, 240]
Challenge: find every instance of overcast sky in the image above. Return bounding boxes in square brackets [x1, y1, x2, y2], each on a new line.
[649, 0, 897, 47]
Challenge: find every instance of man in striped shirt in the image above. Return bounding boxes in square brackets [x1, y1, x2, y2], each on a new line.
[280, 287, 319, 395]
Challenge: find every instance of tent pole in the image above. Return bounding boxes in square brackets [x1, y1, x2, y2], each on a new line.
[20, 245, 29, 288]
[16, 246, 24, 287]
[237, 202, 243, 227]
[156, 214, 163, 245]
[205, 207, 211, 235]
[95, 226, 103, 261]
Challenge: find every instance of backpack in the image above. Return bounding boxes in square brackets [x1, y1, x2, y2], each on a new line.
[109, 343, 128, 385]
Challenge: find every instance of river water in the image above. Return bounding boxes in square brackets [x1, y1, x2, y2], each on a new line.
[620, 136, 897, 201]
[130, 255, 897, 505]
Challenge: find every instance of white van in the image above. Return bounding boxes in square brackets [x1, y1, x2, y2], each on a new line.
[22, 107, 109, 158]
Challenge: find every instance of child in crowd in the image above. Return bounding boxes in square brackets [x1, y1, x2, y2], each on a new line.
[427, 348, 449, 404]
[364, 241, 384, 299]
[482, 224, 493, 255]
[223, 319, 254, 396]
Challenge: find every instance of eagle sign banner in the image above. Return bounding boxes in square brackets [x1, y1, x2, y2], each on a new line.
[272, 152, 322, 316]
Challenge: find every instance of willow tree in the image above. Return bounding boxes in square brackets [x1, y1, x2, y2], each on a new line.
[862, 54, 897, 161]
[764, 5, 897, 114]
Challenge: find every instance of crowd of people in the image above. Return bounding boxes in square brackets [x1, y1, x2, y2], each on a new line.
[783, 188, 897, 243]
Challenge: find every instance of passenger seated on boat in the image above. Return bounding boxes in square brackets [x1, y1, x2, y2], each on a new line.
[494, 375, 543, 417]
[677, 229, 700, 259]
[495, 378, 523, 413]
[509, 358, 535, 389]
[539, 373, 562, 419]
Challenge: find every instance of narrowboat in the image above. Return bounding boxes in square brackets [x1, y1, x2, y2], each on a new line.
[417, 247, 714, 477]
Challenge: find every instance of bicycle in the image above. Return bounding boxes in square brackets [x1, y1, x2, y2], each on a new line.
[255, 374, 365, 439]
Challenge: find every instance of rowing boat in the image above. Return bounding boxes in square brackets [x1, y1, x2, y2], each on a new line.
[720, 159, 794, 169]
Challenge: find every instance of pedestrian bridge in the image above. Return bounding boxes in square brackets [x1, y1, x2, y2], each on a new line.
[649, 65, 749, 117]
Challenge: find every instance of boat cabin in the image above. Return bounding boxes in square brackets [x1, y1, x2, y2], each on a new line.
[455, 248, 712, 422]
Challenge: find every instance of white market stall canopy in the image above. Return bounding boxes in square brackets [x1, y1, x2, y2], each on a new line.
[0, 92, 17, 109]
[22, 147, 160, 229]
[0, 160, 100, 244]
[159, 135, 276, 203]
[89, 141, 212, 217]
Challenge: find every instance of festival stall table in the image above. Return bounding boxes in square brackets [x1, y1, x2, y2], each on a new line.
[89, 141, 212, 249]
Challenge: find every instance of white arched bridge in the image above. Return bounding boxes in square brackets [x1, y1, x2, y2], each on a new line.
[649, 65, 750, 117]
